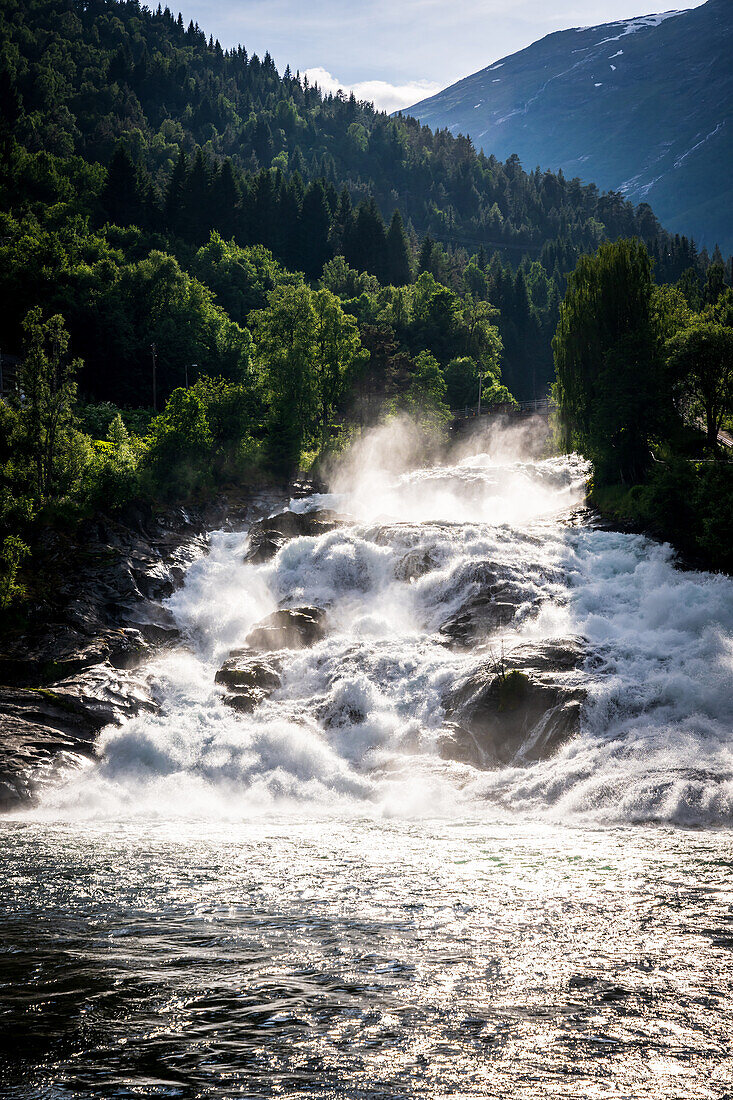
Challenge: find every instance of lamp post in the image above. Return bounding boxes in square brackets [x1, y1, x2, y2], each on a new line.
[150, 342, 157, 411]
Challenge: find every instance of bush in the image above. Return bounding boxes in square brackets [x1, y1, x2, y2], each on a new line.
[0, 535, 30, 609]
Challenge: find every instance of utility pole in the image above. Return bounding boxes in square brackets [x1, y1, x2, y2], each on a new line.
[150, 342, 157, 411]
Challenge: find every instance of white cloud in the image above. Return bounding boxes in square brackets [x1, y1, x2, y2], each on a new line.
[303, 67, 442, 113]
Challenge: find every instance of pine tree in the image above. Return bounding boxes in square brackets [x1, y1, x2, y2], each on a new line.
[386, 210, 412, 286]
[418, 234, 434, 275]
[165, 149, 188, 236]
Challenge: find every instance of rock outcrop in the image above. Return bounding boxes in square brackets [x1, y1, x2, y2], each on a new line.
[244, 509, 348, 564]
[394, 548, 439, 583]
[440, 638, 585, 768]
[439, 589, 520, 647]
[245, 607, 327, 652]
[438, 565, 534, 647]
[0, 486, 280, 811]
[215, 651, 283, 713]
[0, 665, 156, 811]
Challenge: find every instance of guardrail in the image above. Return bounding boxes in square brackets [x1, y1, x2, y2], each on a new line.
[455, 397, 555, 420]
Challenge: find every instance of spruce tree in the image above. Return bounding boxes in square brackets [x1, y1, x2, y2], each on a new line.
[165, 149, 188, 236]
[101, 145, 147, 227]
[418, 234, 434, 275]
[386, 210, 412, 286]
[299, 181, 333, 279]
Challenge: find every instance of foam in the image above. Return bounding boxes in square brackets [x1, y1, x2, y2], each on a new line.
[34, 420, 733, 826]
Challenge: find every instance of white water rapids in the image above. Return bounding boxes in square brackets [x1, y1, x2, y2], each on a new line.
[34, 418, 733, 827]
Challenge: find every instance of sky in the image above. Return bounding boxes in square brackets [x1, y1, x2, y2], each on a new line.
[174, 0, 707, 112]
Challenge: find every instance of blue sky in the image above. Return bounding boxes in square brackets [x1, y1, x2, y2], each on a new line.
[174, 1, 706, 110]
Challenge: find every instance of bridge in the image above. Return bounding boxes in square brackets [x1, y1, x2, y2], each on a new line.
[451, 397, 554, 430]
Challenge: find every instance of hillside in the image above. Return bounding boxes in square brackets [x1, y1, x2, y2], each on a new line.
[0, 0, 718, 409]
[406, 0, 732, 253]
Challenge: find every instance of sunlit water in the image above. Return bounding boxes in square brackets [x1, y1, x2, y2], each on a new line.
[2, 424, 733, 1097]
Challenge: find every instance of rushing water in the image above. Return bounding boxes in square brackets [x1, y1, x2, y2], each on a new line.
[2, 421, 733, 1097]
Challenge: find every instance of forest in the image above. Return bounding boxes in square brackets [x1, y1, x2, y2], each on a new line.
[1, 0, 732, 611]
[554, 239, 733, 572]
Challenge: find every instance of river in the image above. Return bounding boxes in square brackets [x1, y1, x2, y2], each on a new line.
[2, 420, 732, 1098]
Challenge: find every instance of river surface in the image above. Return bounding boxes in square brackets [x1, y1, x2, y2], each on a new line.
[2, 422, 733, 1098]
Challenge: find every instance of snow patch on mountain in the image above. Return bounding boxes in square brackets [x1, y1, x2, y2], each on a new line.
[597, 11, 685, 44]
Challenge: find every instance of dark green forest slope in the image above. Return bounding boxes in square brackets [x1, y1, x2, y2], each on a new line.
[0, 0, 719, 404]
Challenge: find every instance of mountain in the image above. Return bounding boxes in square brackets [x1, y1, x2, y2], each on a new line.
[405, 0, 732, 253]
[0, 0, 691, 267]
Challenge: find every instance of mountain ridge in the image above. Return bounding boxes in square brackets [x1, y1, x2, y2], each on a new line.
[405, 0, 732, 252]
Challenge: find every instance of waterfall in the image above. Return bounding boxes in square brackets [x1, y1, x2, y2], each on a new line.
[34, 419, 733, 826]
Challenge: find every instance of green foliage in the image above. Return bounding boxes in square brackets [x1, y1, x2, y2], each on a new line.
[557, 241, 733, 572]
[0, 0, 724, 413]
[554, 239, 664, 484]
[144, 387, 213, 497]
[591, 461, 733, 574]
[496, 669, 529, 712]
[666, 322, 733, 445]
[444, 357, 480, 409]
[396, 350, 450, 422]
[0, 535, 30, 609]
[249, 283, 367, 468]
[18, 307, 85, 501]
[86, 413, 142, 509]
[192, 233, 300, 326]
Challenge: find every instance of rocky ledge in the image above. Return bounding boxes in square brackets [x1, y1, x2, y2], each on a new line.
[440, 638, 586, 768]
[214, 606, 327, 712]
[244, 508, 349, 564]
[0, 487, 278, 811]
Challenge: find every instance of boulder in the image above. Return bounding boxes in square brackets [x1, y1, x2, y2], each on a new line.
[244, 509, 348, 564]
[438, 589, 519, 646]
[440, 638, 585, 768]
[226, 690, 273, 714]
[215, 651, 284, 714]
[394, 548, 439, 583]
[215, 652, 283, 692]
[245, 607, 327, 652]
[436, 562, 535, 648]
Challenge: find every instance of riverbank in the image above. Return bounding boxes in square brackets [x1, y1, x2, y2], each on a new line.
[0, 482, 297, 810]
[589, 457, 733, 575]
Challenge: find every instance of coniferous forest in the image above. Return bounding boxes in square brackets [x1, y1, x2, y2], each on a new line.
[1, 0, 732, 613]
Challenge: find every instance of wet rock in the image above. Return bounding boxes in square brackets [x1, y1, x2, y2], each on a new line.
[245, 607, 327, 652]
[0, 486, 284, 811]
[435, 560, 539, 647]
[215, 652, 283, 714]
[394, 548, 439, 582]
[215, 653, 283, 692]
[439, 589, 520, 646]
[0, 667, 157, 811]
[440, 638, 585, 768]
[226, 690, 273, 714]
[244, 509, 348, 564]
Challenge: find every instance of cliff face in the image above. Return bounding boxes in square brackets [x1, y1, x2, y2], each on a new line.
[406, 0, 732, 252]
